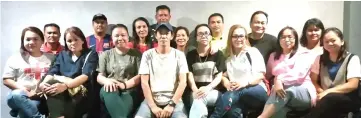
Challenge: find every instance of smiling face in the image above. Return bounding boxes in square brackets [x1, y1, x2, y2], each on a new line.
[323, 31, 344, 54]
[250, 13, 267, 34]
[279, 29, 296, 51]
[231, 28, 247, 49]
[306, 25, 322, 44]
[175, 29, 189, 47]
[135, 20, 149, 39]
[112, 27, 129, 49]
[44, 26, 61, 43]
[23, 31, 43, 53]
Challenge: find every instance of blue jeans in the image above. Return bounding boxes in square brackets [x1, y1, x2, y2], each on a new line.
[7, 89, 42, 118]
[210, 85, 268, 118]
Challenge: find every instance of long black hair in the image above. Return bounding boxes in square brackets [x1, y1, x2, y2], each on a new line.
[300, 18, 325, 47]
[274, 26, 299, 60]
[131, 17, 153, 49]
[320, 27, 348, 65]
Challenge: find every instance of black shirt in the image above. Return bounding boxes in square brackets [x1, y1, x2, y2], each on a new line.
[248, 33, 278, 63]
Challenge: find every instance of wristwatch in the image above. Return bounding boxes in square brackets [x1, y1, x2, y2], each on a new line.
[168, 100, 176, 107]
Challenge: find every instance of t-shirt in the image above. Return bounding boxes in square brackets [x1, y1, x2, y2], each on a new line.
[98, 48, 142, 82]
[2, 52, 55, 90]
[138, 48, 188, 105]
[210, 37, 227, 52]
[248, 33, 277, 63]
[311, 54, 361, 81]
[186, 49, 226, 87]
[225, 47, 267, 91]
[86, 34, 114, 54]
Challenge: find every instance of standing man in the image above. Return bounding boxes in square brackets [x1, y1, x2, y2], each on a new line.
[41, 23, 63, 55]
[86, 13, 113, 54]
[135, 23, 188, 118]
[150, 5, 177, 48]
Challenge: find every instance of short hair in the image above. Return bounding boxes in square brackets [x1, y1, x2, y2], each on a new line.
[250, 11, 268, 24]
[21, 26, 44, 52]
[110, 24, 129, 36]
[208, 13, 224, 24]
[44, 23, 60, 33]
[156, 5, 170, 13]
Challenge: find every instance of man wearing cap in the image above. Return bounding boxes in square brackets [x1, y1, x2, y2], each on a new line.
[86, 13, 113, 54]
[135, 23, 188, 118]
[41, 23, 64, 55]
[150, 5, 177, 48]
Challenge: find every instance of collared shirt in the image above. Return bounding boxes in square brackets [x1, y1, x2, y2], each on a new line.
[47, 49, 98, 79]
[267, 51, 317, 106]
[210, 37, 227, 52]
[40, 42, 64, 55]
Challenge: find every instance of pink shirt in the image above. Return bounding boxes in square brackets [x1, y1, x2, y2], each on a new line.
[267, 50, 317, 106]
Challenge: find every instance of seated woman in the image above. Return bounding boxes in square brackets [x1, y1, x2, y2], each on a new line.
[186, 24, 226, 118]
[258, 26, 317, 118]
[3, 26, 55, 118]
[39, 26, 98, 118]
[97, 24, 142, 118]
[128, 17, 158, 53]
[210, 24, 268, 118]
[174, 26, 196, 54]
[306, 27, 361, 118]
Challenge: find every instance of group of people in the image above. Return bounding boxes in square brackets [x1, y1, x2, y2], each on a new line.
[3, 4, 361, 118]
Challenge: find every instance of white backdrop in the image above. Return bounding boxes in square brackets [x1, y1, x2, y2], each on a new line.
[0, 1, 344, 117]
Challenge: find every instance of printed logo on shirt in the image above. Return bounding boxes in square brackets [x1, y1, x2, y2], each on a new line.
[23, 67, 49, 80]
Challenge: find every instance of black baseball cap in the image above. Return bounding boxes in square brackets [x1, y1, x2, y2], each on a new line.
[92, 13, 107, 21]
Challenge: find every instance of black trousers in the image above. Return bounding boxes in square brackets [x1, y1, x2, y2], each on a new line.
[306, 93, 360, 118]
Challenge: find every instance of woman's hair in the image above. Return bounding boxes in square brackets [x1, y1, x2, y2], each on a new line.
[20, 26, 44, 52]
[131, 17, 153, 49]
[173, 26, 190, 47]
[300, 18, 325, 47]
[63, 26, 88, 51]
[224, 24, 250, 57]
[320, 27, 348, 65]
[110, 24, 129, 36]
[274, 26, 299, 60]
[193, 24, 213, 39]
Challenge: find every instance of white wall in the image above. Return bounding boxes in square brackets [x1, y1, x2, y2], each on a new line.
[0, 1, 344, 117]
[344, 1, 361, 57]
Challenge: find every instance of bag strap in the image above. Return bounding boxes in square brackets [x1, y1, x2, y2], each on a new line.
[82, 51, 92, 70]
[246, 52, 252, 66]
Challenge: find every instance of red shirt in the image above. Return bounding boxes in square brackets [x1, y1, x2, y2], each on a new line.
[127, 42, 158, 53]
[40, 42, 64, 55]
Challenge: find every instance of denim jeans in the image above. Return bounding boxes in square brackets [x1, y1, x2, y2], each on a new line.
[189, 89, 221, 118]
[6, 89, 43, 118]
[210, 85, 268, 118]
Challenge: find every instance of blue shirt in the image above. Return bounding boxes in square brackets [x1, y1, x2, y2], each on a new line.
[47, 49, 98, 78]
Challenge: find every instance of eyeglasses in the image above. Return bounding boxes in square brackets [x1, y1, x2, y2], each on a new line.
[197, 32, 210, 37]
[231, 35, 245, 39]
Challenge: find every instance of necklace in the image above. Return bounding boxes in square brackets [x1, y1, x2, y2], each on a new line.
[198, 48, 210, 63]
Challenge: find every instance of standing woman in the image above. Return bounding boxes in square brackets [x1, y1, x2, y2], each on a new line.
[258, 26, 317, 118]
[299, 18, 325, 55]
[97, 24, 143, 118]
[307, 27, 361, 118]
[128, 17, 158, 53]
[39, 26, 99, 118]
[174, 26, 196, 54]
[186, 24, 226, 118]
[210, 24, 268, 118]
[3, 26, 55, 118]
